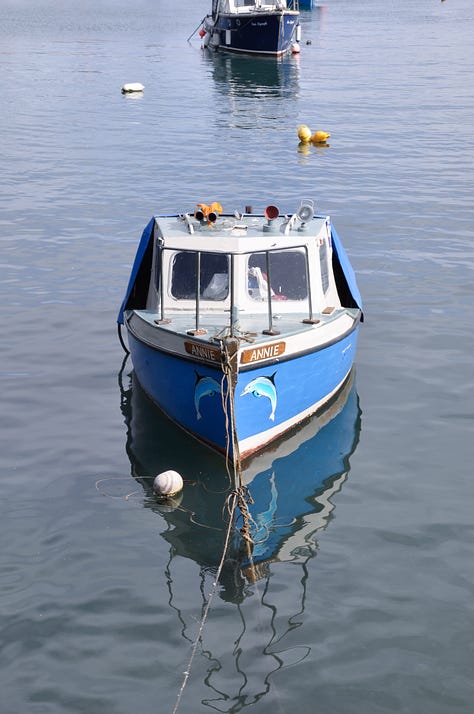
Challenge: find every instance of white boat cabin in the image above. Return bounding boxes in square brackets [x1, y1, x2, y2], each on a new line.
[213, 1, 297, 15]
[140, 211, 349, 336]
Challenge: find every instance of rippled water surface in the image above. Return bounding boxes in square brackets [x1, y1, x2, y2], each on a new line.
[1, 1, 474, 712]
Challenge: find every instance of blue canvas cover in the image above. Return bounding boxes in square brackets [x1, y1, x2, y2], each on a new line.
[117, 218, 155, 324]
[330, 222, 363, 317]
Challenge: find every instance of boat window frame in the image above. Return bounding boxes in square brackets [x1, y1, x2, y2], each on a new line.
[156, 241, 317, 335]
[246, 246, 309, 302]
[319, 237, 330, 295]
[241, 243, 315, 333]
[165, 248, 231, 303]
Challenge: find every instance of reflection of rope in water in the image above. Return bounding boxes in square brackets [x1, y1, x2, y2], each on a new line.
[165, 537, 195, 646]
[200, 564, 311, 713]
[171, 490, 239, 714]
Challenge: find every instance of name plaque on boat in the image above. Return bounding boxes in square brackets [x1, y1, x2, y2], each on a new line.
[241, 341, 286, 364]
[184, 341, 222, 363]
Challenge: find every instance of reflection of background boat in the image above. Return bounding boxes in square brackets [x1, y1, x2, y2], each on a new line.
[207, 50, 300, 99]
[204, 50, 300, 128]
[120, 362, 361, 598]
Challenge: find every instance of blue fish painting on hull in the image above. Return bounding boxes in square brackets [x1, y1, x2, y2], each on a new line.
[251, 473, 279, 558]
[194, 373, 221, 420]
[241, 373, 277, 421]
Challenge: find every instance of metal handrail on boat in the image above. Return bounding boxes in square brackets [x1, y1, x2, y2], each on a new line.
[154, 237, 322, 338]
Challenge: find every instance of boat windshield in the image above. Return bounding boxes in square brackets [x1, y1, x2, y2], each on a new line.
[247, 249, 307, 301]
[230, 1, 288, 9]
[170, 251, 229, 301]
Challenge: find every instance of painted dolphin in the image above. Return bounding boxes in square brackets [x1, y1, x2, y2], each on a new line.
[240, 372, 277, 421]
[194, 373, 221, 420]
[252, 473, 278, 558]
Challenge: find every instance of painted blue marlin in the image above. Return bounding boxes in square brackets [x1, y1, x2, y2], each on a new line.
[240, 372, 277, 421]
[194, 372, 221, 420]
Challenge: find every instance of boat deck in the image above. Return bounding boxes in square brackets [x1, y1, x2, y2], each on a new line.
[134, 307, 357, 345]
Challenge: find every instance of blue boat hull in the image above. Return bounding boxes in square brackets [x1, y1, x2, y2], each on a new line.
[209, 12, 298, 56]
[127, 323, 359, 460]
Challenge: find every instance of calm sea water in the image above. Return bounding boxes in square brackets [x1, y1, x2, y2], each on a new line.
[1, 1, 474, 712]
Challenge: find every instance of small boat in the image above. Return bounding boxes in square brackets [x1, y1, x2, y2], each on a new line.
[200, 0, 301, 57]
[117, 200, 363, 465]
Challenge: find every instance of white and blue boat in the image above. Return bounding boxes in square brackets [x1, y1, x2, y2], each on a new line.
[200, 0, 301, 57]
[117, 200, 363, 464]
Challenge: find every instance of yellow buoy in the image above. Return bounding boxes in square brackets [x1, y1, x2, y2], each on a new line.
[297, 124, 312, 143]
[311, 130, 331, 144]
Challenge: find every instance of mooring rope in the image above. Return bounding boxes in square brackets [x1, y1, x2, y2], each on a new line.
[115, 327, 259, 712]
[117, 323, 130, 355]
[187, 15, 206, 43]
[171, 488, 239, 714]
[171, 338, 257, 713]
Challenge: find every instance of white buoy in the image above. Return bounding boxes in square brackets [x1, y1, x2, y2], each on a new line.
[153, 470, 184, 499]
[121, 82, 145, 94]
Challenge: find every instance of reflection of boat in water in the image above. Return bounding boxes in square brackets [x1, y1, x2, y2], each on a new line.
[119, 363, 361, 709]
[120, 363, 361, 597]
[240, 369, 360, 573]
[205, 50, 300, 129]
[207, 50, 300, 98]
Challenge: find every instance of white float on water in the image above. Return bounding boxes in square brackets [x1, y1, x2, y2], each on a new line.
[121, 83, 144, 94]
[153, 470, 184, 499]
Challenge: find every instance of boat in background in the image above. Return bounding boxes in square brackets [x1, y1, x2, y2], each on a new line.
[200, 0, 301, 57]
[117, 200, 363, 465]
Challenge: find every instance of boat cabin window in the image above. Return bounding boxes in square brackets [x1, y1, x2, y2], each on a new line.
[319, 240, 330, 294]
[247, 250, 307, 301]
[232, 0, 258, 9]
[170, 251, 229, 301]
